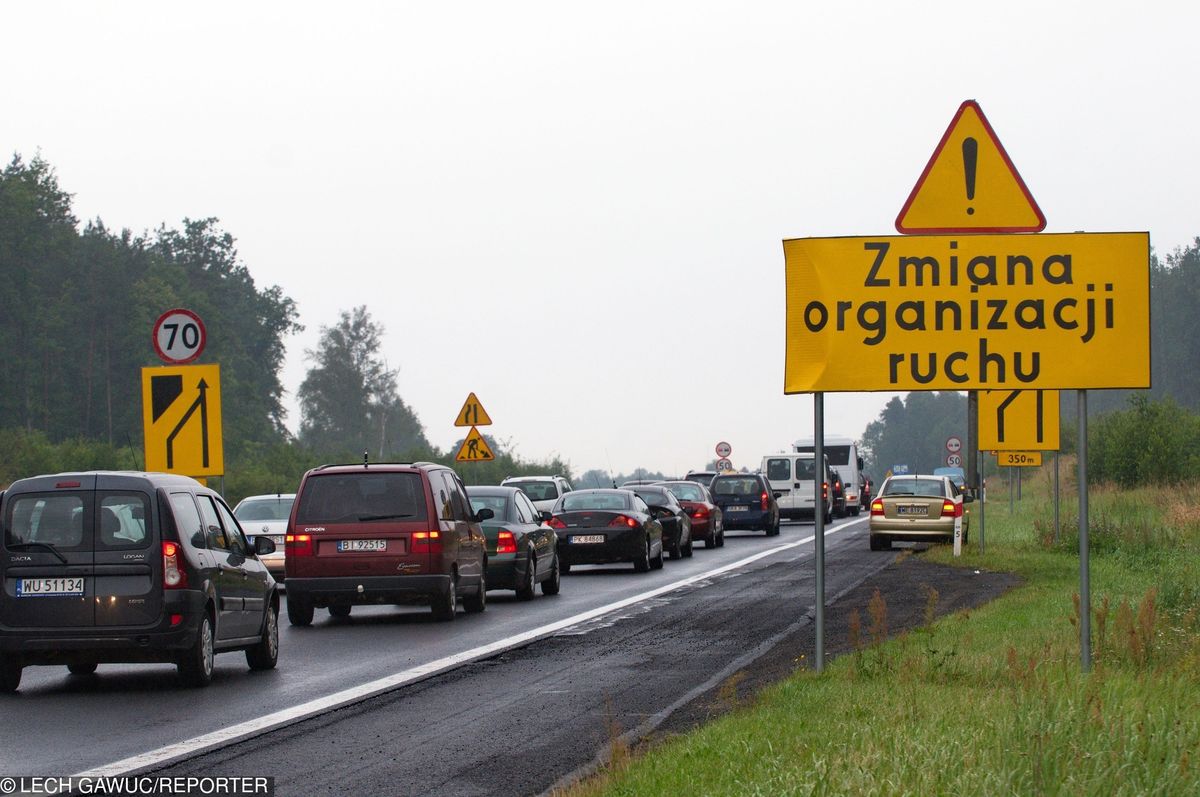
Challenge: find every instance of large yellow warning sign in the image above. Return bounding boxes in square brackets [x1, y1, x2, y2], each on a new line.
[896, 100, 1046, 234]
[454, 427, 495, 462]
[142, 364, 224, 476]
[979, 389, 1060, 450]
[782, 232, 1150, 392]
[454, 392, 493, 427]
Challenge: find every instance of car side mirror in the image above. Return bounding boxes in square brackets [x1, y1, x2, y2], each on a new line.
[539, 510, 552, 522]
[963, 492, 976, 504]
[475, 507, 494, 522]
[191, 531, 207, 549]
[255, 536, 276, 555]
[773, 491, 783, 498]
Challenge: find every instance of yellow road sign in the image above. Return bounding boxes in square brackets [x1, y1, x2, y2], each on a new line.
[996, 450, 1042, 467]
[896, 100, 1045, 234]
[454, 392, 493, 427]
[454, 427, 495, 462]
[141, 364, 223, 476]
[979, 389, 1060, 450]
[782, 232, 1150, 392]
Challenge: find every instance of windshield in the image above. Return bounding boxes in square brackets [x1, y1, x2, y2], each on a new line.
[295, 473, 427, 523]
[561, 492, 630, 512]
[506, 481, 559, 502]
[235, 497, 295, 522]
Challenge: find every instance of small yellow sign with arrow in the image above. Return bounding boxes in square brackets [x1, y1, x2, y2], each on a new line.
[141, 364, 224, 476]
[454, 392, 493, 427]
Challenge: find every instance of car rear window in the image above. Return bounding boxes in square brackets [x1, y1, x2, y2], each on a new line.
[468, 495, 508, 517]
[882, 478, 946, 498]
[765, 459, 791, 481]
[713, 477, 761, 497]
[7, 494, 85, 548]
[235, 497, 295, 522]
[97, 494, 150, 549]
[506, 481, 559, 502]
[663, 483, 704, 502]
[296, 473, 428, 523]
[561, 492, 630, 511]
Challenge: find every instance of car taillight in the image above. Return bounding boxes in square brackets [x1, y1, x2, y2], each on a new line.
[412, 530, 442, 554]
[941, 499, 961, 518]
[608, 515, 638, 528]
[162, 541, 187, 589]
[497, 530, 518, 554]
[822, 482, 829, 500]
[691, 505, 709, 519]
[285, 533, 313, 556]
[870, 499, 884, 516]
[547, 516, 567, 529]
[760, 492, 769, 511]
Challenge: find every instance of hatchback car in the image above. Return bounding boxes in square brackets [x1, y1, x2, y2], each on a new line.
[656, 480, 724, 548]
[233, 493, 295, 582]
[0, 471, 279, 691]
[710, 472, 780, 536]
[284, 462, 490, 624]
[548, 489, 664, 572]
[868, 474, 970, 550]
[500, 475, 573, 515]
[466, 486, 561, 599]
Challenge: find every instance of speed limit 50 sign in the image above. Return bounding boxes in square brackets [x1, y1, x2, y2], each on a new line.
[153, 309, 207, 364]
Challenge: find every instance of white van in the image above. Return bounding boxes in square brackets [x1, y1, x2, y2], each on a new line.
[792, 435, 865, 517]
[761, 453, 831, 524]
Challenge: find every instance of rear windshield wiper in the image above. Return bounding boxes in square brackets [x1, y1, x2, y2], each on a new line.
[358, 513, 416, 522]
[8, 541, 68, 565]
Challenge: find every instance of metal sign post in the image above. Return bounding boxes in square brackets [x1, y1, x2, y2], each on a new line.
[1054, 450, 1060, 545]
[813, 393, 825, 674]
[1079, 390, 1091, 671]
[977, 449, 985, 554]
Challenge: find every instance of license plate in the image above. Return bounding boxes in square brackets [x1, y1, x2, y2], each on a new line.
[16, 577, 85, 597]
[571, 535, 604, 544]
[337, 539, 386, 552]
[898, 504, 925, 517]
[727, 505, 748, 512]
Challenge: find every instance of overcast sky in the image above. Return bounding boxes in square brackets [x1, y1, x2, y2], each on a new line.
[5, 1, 1196, 477]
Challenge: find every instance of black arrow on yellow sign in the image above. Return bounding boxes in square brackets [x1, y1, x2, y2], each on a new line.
[166, 378, 210, 469]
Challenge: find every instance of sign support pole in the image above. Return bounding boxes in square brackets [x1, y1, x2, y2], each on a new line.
[813, 392, 825, 674]
[1017, 467, 1022, 501]
[1078, 389, 1091, 672]
[1054, 450, 1060, 545]
[966, 392, 978, 498]
[1009, 467, 1014, 514]
[977, 449, 985, 554]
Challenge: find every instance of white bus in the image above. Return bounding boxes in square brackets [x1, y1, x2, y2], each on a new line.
[792, 435, 865, 517]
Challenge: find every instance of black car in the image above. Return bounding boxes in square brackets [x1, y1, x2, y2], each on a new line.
[466, 486, 561, 600]
[827, 466, 847, 518]
[684, 471, 718, 489]
[710, 472, 780, 536]
[548, 489, 664, 572]
[0, 471, 279, 691]
[628, 486, 693, 559]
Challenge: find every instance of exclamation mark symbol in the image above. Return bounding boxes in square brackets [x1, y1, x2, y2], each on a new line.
[962, 137, 978, 216]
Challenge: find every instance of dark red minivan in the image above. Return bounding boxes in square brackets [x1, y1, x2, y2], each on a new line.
[284, 462, 491, 624]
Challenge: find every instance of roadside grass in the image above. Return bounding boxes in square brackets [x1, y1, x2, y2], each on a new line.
[563, 467, 1200, 796]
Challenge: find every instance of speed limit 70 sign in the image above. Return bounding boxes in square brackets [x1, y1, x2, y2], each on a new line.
[152, 309, 207, 364]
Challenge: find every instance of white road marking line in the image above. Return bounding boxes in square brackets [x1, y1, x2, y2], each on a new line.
[78, 517, 865, 777]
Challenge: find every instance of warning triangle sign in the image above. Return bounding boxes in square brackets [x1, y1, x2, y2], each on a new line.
[895, 100, 1046, 234]
[454, 427, 496, 462]
[454, 392, 493, 427]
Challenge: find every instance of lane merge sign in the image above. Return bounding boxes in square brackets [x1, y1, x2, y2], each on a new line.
[142, 364, 223, 476]
[152, 308, 206, 365]
[980, 389, 1060, 450]
[455, 392, 493, 427]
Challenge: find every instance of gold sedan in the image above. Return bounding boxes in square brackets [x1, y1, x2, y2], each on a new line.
[868, 475, 969, 551]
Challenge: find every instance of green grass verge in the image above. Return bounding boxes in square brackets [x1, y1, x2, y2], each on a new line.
[573, 464, 1200, 796]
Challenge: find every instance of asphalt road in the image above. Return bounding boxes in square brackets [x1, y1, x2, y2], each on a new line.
[1, 515, 885, 788]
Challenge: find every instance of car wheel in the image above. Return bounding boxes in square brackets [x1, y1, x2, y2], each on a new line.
[869, 534, 892, 551]
[328, 604, 352, 618]
[178, 612, 215, 687]
[669, 531, 683, 560]
[683, 534, 694, 557]
[432, 576, 458, 621]
[287, 596, 314, 627]
[0, 660, 22, 693]
[650, 540, 665, 570]
[717, 530, 725, 548]
[633, 536, 651, 572]
[516, 552, 537, 601]
[850, 506, 861, 517]
[68, 662, 98, 676]
[246, 604, 279, 671]
[541, 553, 562, 596]
[704, 531, 716, 549]
[463, 567, 487, 614]
[767, 519, 780, 537]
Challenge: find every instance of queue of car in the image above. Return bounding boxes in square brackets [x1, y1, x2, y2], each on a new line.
[0, 453, 961, 693]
